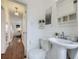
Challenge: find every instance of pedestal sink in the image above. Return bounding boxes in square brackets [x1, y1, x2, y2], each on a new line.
[49, 38, 78, 59]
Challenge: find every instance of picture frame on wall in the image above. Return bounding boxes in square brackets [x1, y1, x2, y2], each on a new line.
[45, 7, 52, 25]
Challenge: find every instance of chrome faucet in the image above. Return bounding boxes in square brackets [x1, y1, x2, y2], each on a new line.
[59, 32, 67, 39]
[61, 32, 64, 38]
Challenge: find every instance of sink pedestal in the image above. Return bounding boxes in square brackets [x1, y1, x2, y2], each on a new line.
[49, 38, 78, 59]
[51, 44, 67, 59]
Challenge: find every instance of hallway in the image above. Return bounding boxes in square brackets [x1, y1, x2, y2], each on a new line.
[1, 0, 27, 59]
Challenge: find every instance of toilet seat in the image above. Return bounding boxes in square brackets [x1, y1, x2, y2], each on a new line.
[29, 49, 47, 59]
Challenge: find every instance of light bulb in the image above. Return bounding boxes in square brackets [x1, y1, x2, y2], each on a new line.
[14, 12, 19, 16]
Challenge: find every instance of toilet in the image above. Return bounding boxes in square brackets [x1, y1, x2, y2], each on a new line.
[29, 49, 47, 59]
[28, 39, 52, 59]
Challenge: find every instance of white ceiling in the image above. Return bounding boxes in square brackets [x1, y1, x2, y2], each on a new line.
[10, 0, 27, 5]
[8, 1, 25, 14]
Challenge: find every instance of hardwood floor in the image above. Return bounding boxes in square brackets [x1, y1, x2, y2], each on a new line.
[1, 54, 5, 59]
[1, 36, 25, 59]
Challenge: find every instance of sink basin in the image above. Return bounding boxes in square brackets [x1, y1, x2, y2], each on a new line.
[49, 38, 78, 49]
[48, 38, 78, 59]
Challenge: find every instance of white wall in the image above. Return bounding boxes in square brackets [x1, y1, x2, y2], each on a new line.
[1, 8, 7, 53]
[57, 0, 76, 17]
[27, 0, 45, 51]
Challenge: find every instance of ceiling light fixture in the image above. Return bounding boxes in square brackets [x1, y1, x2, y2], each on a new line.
[14, 7, 19, 16]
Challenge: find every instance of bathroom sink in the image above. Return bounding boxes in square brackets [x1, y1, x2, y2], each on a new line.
[49, 38, 78, 49]
[48, 38, 78, 59]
